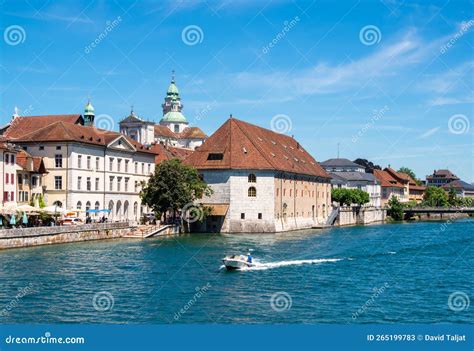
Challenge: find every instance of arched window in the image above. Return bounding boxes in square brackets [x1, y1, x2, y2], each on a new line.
[53, 200, 63, 208]
[77, 201, 82, 210]
[133, 202, 138, 216]
[86, 201, 91, 212]
[248, 186, 256, 197]
[95, 201, 100, 210]
[248, 173, 256, 183]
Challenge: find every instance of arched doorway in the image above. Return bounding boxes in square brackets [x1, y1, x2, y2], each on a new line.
[123, 201, 129, 221]
[116, 200, 122, 220]
[108, 200, 114, 220]
[133, 202, 138, 221]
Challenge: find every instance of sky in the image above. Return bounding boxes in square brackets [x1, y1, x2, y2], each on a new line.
[1, 0, 473, 182]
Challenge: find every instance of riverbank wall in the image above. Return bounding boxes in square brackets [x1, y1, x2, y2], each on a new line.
[336, 206, 386, 226]
[0, 222, 133, 250]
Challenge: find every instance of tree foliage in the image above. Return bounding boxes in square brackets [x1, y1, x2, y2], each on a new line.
[140, 159, 213, 220]
[331, 188, 370, 206]
[387, 196, 404, 221]
[446, 187, 473, 207]
[398, 166, 422, 186]
[422, 186, 448, 207]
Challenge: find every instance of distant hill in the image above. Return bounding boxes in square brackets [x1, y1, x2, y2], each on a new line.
[353, 158, 382, 173]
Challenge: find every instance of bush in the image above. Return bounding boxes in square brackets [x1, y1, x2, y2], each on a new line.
[387, 196, 404, 221]
[331, 188, 370, 206]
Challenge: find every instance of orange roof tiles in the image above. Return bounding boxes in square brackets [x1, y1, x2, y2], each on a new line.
[373, 169, 404, 188]
[184, 118, 330, 178]
[5, 115, 83, 139]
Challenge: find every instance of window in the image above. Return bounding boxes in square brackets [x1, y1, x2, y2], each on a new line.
[32, 176, 38, 187]
[141, 163, 145, 174]
[135, 162, 138, 173]
[77, 155, 82, 168]
[56, 146, 61, 150]
[117, 177, 122, 192]
[96, 157, 100, 170]
[125, 160, 129, 173]
[77, 201, 82, 210]
[248, 186, 257, 197]
[148, 164, 151, 174]
[241, 213, 245, 219]
[55, 176, 62, 190]
[6, 174, 9, 184]
[117, 159, 122, 172]
[207, 153, 224, 160]
[18, 175, 22, 185]
[109, 176, 114, 191]
[87, 156, 91, 169]
[39, 146, 44, 150]
[55, 154, 62, 168]
[5, 154, 8, 164]
[10, 191, 14, 201]
[95, 201, 100, 210]
[86, 177, 91, 191]
[109, 158, 114, 171]
[11, 155, 15, 163]
[258, 213, 262, 219]
[95, 178, 99, 191]
[125, 178, 129, 192]
[11, 174, 14, 184]
[86, 201, 91, 212]
[22, 146, 27, 151]
[134, 181, 138, 192]
[248, 173, 256, 183]
[77, 176, 82, 190]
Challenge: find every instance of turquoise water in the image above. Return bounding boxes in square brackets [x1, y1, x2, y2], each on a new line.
[0, 220, 472, 324]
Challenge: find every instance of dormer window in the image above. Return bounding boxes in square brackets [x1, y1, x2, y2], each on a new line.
[248, 174, 256, 183]
[207, 153, 224, 161]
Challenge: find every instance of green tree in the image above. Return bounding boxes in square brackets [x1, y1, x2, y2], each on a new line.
[140, 159, 213, 223]
[331, 188, 370, 206]
[387, 196, 404, 221]
[422, 186, 448, 207]
[447, 188, 458, 206]
[398, 167, 422, 185]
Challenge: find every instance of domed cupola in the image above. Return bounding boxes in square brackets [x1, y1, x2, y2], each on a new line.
[84, 99, 95, 126]
[161, 71, 188, 128]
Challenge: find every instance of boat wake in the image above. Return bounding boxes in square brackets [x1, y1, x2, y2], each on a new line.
[231, 258, 343, 271]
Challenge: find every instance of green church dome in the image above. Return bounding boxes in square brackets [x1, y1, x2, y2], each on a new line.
[167, 81, 179, 95]
[84, 101, 94, 115]
[161, 111, 187, 123]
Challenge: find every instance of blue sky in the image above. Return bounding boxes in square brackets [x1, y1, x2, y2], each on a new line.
[1, 0, 473, 182]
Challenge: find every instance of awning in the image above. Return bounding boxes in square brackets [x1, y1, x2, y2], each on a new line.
[205, 204, 229, 216]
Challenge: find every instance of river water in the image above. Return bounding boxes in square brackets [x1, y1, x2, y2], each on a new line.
[0, 219, 472, 324]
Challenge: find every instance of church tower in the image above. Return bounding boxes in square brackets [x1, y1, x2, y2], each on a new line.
[84, 100, 95, 127]
[160, 71, 188, 134]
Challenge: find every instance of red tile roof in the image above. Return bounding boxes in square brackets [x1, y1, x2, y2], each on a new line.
[10, 121, 157, 155]
[385, 167, 410, 183]
[184, 118, 330, 178]
[16, 149, 47, 173]
[426, 169, 459, 180]
[154, 125, 207, 140]
[373, 169, 404, 188]
[150, 143, 194, 164]
[5, 115, 83, 138]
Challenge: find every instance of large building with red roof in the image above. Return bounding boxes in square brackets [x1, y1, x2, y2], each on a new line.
[184, 117, 332, 233]
[1, 103, 156, 222]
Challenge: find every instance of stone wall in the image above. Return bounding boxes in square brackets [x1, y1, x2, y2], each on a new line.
[0, 222, 132, 250]
[337, 206, 386, 226]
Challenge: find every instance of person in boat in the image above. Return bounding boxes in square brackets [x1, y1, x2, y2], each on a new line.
[246, 252, 252, 264]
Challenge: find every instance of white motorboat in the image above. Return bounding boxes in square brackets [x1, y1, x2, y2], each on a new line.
[222, 255, 253, 270]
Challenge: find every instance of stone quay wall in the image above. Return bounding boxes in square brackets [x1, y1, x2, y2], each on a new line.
[337, 206, 386, 226]
[0, 222, 133, 250]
